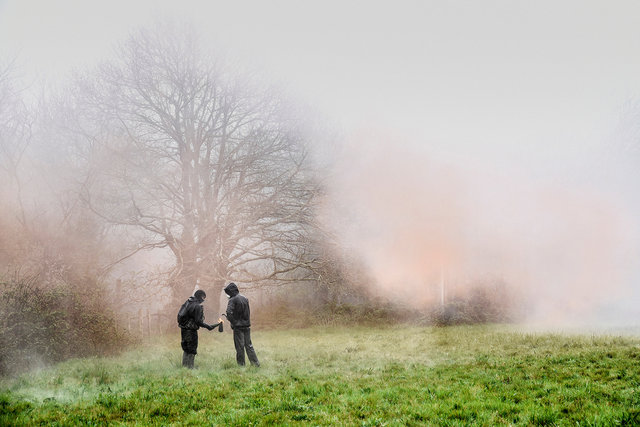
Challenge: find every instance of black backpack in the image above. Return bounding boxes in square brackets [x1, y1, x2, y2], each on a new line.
[177, 300, 190, 325]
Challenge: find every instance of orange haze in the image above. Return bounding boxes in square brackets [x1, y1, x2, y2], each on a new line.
[320, 130, 638, 323]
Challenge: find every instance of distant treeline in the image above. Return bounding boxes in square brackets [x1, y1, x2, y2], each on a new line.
[251, 278, 523, 329]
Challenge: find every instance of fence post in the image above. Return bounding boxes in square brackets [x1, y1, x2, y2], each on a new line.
[146, 309, 151, 337]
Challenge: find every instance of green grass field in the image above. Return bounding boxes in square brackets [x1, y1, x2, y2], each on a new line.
[1, 325, 639, 426]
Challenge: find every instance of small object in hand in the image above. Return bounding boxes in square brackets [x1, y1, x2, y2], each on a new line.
[218, 321, 223, 332]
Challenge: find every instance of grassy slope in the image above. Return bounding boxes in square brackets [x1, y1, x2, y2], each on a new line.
[1, 325, 639, 426]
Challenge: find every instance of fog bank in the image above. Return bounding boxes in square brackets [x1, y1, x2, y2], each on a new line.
[321, 129, 640, 325]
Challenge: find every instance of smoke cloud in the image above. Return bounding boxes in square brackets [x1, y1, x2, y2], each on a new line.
[320, 128, 640, 325]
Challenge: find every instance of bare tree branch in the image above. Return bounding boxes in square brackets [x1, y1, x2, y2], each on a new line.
[60, 24, 321, 301]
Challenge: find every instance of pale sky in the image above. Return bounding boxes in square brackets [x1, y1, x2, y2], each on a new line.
[2, 0, 640, 164]
[2, 0, 640, 321]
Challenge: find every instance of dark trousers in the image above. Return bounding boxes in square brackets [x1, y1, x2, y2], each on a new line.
[181, 328, 198, 368]
[233, 327, 260, 367]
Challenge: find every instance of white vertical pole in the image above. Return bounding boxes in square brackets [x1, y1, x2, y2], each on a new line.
[440, 265, 445, 307]
[146, 309, 151, 337]
[138, 309, 143, 338]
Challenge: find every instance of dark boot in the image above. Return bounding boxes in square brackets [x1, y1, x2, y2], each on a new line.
[182, 352, 195, 369]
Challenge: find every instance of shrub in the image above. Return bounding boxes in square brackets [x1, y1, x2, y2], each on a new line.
[424, 281, 522, 326]
[0, 276, 131, 376]
[252, 294, 408, 329]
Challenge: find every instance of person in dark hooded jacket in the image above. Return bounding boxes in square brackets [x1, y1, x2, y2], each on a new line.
[224, 282, 260, 367]
[178, 289, 220, 368]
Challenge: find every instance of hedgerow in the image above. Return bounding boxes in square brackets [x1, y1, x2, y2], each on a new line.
[0, 276, 130, 376]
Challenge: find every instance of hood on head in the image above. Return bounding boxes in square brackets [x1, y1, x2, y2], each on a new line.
[194, 289, 206, 302]
[224, 282, 239, 297]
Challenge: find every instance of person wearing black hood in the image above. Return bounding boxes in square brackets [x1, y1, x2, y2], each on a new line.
[177, 289, 221, 369]
[224, 282, 260, 367]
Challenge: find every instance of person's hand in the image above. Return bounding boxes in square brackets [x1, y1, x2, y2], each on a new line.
[218, 317, 223, 323]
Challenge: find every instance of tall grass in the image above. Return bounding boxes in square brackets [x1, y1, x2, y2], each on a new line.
[1, 325, 639, 425]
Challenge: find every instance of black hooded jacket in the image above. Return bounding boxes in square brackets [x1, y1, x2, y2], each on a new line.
[224, 283, 251, 329]
[178, 296, 214, 330]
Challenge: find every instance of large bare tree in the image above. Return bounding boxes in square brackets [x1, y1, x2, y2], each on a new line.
[69, 25, 318, 301]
